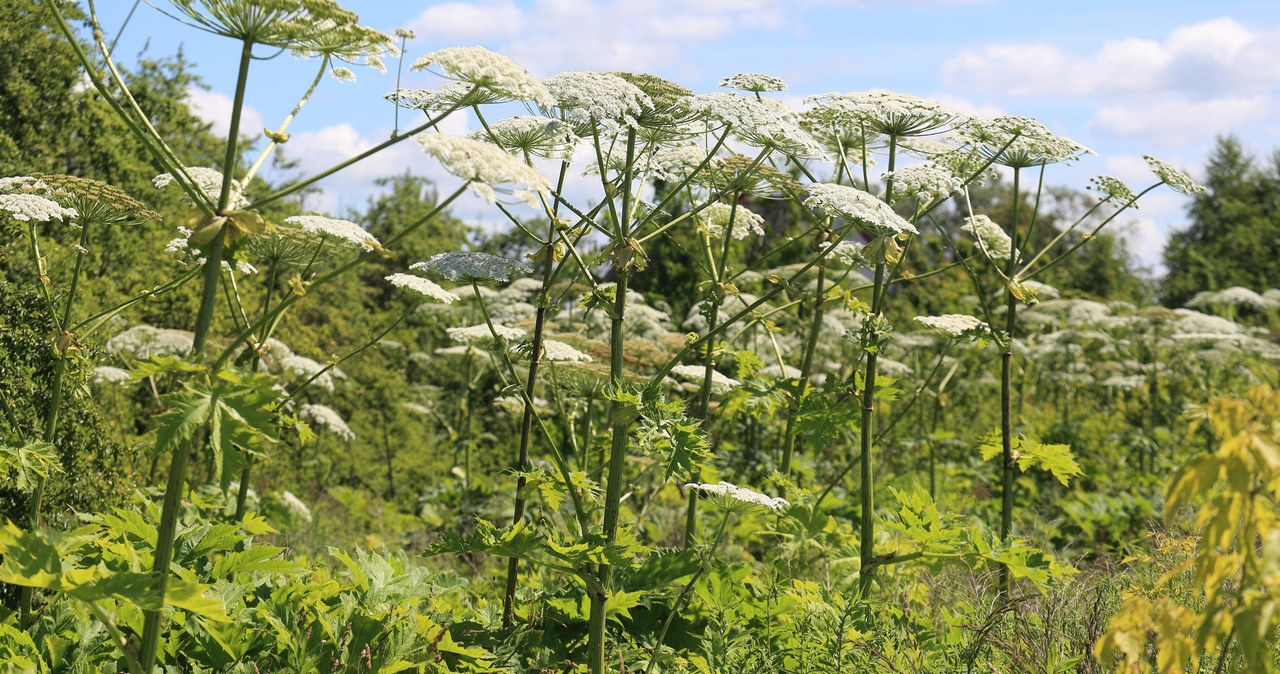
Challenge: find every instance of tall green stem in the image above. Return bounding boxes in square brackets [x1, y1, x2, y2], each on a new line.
[588, 270, 629, 674]
[856, 136, 897, 596]
[857, 262, 885, 597]
[998, 167, 1022, 592]
[139, 37, 253, 672]
[780, 260, 827, 481]
[503, 304, 547, 628]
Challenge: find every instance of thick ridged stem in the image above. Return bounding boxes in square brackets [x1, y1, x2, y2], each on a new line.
[140, 38, 252, 672]
[998, 167, 1022, 592]
[857, 263, 886, 597]
[503, 304, 547, 628]
[587, 271, 630, 673]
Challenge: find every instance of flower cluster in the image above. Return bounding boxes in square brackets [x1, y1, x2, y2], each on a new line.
[537, 339, 594, 363]
[386, 273, 460, 304]
[696, 201, 765, 239]
[412, 251, 533, 283]
[106, 325, 194, 359]
[384, 82, 506, 112]
[1144, 155, 1205, 194]
[804, 91, 965, 138]
[914, 314, 986, 338]
[299, 403, 356, 441]
[284, 214, 379, 250]
[804, 183, 918, 235]
[1087, 175, 1138, 205]
[962, 215, 1015, 262]
[647, 144, 712, 182]
[166, 0, 392, 70]
[0, 192, 78, 223]
[882, 166, 962, 203]
[413, 46, 555, 108]
[685, 481, 789, 513]
[470, 115, 578, 162]
[415, 134, 552, 207]
[830, 240, 868, 267]
[958, 116, 1093, 168]
[91, 366, 133, 384]
[278, 354, 340, 391]
[542, 71, 653, 134]
[447, 323, 526, 344]
[683, 93, 827, 160]
[153, 167, 248, 209]
[10, 174, 159, 226]
[720, 73, 787, 92]
[670, 364, 741, 395]
[277, 490, 313, 523]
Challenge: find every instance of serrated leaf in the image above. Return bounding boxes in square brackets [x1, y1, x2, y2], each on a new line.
[0, 441, 61, 491]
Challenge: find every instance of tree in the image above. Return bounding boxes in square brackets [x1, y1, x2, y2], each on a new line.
[1161, 136, 1280, 306]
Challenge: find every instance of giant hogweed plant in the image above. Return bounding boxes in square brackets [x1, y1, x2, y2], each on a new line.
[930, 124, 1206, 586]
[0, 1, 1204, 672]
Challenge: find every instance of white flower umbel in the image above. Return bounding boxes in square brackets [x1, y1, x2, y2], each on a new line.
[542, 71, 652, 134]
[415, 134, 551, 207]
[962, 215, 1015, 262]
[106, 325, 194, 359]
[648, 144, 712, 182]
[1100, 374, 1146, 390]
[299, 403, 356, 441]
[385, 82, 508, 111]
[412, 46, 555, 108]
[804, 183, 918, 235]
[683, 92, 827, 160]
[538, 339, 594, 363]
[1087, 175, 1138, 205]
[278, 490, 313, 523]
[278, 354, 335, 392]
[882, 166, 961, 203]
[386, 273, 460, 304]
[1144, 155, 1205, 195]
[1188, 287, 1279, 311]
[0, 192, 77, 222]
[914, 314, 986, 338]
[470, 115, 577, 162]
[284, 214, 380, 251]
[720, 73, 787, 92]
[412, 251, 533, 283]
[804, 91, 966, 138]
[448, 323, 526, 345]
[958, 116, 1093, 168]
[830, 241, 868, 267]
[696, 201, 765, 239]
[686, 480, 789, 514]
[670, 364, 741, 395]
[153, 166, 248, 209]
[91, 366, 133, 384]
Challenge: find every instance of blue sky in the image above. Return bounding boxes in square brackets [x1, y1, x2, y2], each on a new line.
[91, 0, 1280, 273]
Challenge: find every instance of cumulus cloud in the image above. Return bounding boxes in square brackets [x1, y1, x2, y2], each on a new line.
[185, 87, 266, 143]
[406, 0, 990, 75]
[941, 17, 1280, 97]
[1090, 95, 1275, 144]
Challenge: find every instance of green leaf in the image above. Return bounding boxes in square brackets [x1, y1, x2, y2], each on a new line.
[979, 433, 1083, 486]
[0, 441, 61, 491]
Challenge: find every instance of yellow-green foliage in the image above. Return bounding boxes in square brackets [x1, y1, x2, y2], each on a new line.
[1097, 385, 1280, 673]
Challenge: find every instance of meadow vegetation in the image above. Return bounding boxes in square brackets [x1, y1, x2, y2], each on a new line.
[2, 2, 1280, 672]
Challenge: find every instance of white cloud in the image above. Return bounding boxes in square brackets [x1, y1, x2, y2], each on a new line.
[1114, 216, 1167, 272]
[1090, 95, 1274, 145]
[940, 18, 1280, 98]
[185, 87, 266, 143]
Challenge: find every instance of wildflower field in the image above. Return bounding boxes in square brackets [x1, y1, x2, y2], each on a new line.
[4, 2, 1280, 672]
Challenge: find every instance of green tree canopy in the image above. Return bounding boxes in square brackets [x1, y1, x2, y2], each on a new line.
[1161, 135, 1280, 306]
